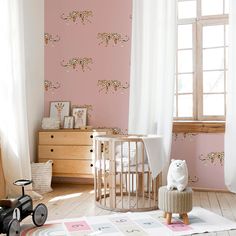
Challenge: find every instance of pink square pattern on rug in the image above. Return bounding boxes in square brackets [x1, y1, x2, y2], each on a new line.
[165, 221, 192, 232]
[64, 220, 91, 232]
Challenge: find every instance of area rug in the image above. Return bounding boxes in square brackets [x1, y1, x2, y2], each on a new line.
[21, 207, 236, 236]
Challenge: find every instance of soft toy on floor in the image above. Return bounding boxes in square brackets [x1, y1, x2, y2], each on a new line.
[167, 159, 188, 192]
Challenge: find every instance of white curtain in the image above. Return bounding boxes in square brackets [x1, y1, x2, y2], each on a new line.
[0, 0, 31, 196]
[224, 0, 236, 193]
[128, 0, 177, 163]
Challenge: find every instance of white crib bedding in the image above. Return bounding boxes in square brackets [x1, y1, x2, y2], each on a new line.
[115, 142, 139, 157]
[117, 163, 149, 172]
[95, 159, 149, 172]
[95, 142, 149, 172]
[115, 142, 146, 160]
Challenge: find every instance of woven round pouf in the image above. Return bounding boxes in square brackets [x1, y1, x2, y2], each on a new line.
[158, 186, 193, 224]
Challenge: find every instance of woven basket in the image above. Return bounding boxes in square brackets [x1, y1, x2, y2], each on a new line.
[31, 160, 53, 194]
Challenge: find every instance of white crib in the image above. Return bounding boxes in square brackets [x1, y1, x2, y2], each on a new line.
[94, 135, 161, 212]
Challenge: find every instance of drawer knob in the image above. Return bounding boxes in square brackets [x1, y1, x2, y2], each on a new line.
[50, 149, 54, 152]
[90, 135, 93, 139]
[90, 163, 93, 167]
[90, 149, 93, 153]
[51, 135, 54, 138]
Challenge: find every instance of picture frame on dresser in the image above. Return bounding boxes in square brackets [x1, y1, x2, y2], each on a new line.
[49, 101, 70, 126]
[72, 107, 87, 128]
[63, 116, 74, 129]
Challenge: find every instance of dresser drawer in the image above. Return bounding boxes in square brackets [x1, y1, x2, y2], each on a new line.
[37, 129, 111, 180]
[39, 131, 107, 145]
[38, 145, 94, 160]
[39, 159, 93, 177]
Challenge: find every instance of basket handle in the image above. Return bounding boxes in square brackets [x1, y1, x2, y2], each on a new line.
[46, 160, 53, 164]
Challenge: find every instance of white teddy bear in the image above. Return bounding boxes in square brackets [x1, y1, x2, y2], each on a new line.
[167, 159, 188, 192]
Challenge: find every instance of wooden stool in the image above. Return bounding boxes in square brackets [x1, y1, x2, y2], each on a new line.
[158, 186, 193, 225]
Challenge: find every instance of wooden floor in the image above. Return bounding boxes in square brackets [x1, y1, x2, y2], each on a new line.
[29, 184, 236, 236]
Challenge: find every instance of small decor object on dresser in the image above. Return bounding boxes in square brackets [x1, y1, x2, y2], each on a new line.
[49, 101, 70, 126]
[167, 159, 188, 192]
[72, 107, 87, 128]
[41, 117, 60, 129]
[63, 116, 74, 129]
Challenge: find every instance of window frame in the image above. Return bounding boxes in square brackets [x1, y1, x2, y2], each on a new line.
[173, 120, 225, 133]
[197, 18, 228, 121]
[175, 0, 228, 122]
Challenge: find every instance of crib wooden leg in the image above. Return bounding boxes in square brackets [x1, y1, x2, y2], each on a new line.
[166, 213, 172, 224]
[182, 213, 189, 225]
[163, 212, 167, 218]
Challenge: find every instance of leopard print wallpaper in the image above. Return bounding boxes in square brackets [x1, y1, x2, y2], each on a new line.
[45, 0, 132, 130]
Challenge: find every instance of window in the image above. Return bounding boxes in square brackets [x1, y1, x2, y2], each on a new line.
[174, 0, 229, 121]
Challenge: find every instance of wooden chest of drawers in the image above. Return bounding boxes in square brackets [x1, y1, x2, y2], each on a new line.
[38, 129, 110, 178]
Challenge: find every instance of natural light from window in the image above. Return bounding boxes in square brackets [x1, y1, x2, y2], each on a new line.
[175, 0, 229, 121]
[49, 192, 82, 202]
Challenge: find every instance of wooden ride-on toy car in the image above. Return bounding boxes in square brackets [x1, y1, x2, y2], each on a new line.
[0, 179, 48, 236]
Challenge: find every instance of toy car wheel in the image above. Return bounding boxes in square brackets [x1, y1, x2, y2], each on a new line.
[7, 219, 20, 236]
[32, 203, 48, 227]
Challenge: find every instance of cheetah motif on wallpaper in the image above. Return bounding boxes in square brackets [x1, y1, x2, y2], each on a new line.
[44, 33, 60, 45]
[173, 133, 198, 142]
[96, 126, 127, 135]
[61, 57, 93, 72]
[188, 175, 199, 183]
[44, 80, 60, 92]
[199, 152, 224, 166]
[97, 33, 129, 47]
[97, 80, 129, 94]
[61, 10, 93, 25]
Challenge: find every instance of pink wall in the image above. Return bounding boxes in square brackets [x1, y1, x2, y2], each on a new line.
[45, 1, 226, 190]
[45, 0, 132, 131]
[171, 133, 226, 190]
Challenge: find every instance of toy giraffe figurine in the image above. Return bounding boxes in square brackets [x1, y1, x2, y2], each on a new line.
[55, 102, 64, 121]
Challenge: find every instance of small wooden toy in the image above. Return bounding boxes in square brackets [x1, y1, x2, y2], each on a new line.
[0, 179, 48, 236]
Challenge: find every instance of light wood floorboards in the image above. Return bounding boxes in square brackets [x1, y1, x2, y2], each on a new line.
[26, 184, 236, 236]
